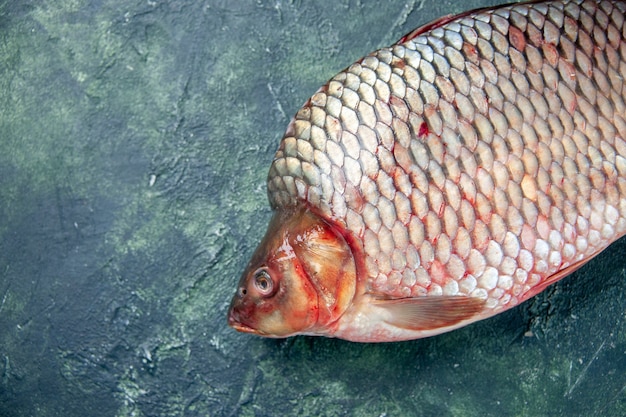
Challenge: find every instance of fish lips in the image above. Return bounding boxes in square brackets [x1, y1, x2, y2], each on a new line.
[227, 308, 261, 335]
[227, 301, 278, 337]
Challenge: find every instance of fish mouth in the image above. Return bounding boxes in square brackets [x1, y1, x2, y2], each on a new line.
[227, 310, 264, 335]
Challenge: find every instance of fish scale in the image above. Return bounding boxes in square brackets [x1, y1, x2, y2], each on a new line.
[267, 0, 626, 318]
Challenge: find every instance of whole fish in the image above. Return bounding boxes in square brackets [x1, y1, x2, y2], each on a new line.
[228, 0, 626, 342]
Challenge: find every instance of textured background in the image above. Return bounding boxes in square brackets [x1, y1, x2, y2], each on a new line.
[0, 0, 625, 416]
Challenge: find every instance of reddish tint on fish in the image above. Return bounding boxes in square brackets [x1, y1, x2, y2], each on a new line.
[228, 0, 626, 342]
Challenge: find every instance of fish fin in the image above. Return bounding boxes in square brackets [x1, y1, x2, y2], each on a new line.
[524, 256, 594, 299]
[373, 295, 486, 331]
[398, 2, 520, 43]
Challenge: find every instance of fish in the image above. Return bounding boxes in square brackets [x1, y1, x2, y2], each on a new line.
[228, 0, 626, 342]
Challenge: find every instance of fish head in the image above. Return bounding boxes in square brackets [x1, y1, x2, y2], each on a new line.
[228, 207, 357, 338]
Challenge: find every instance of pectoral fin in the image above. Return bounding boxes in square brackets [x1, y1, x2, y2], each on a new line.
[374, 295, 486, 331]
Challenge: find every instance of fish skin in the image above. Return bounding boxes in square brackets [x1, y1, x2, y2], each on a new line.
[231, 0, 626, 342]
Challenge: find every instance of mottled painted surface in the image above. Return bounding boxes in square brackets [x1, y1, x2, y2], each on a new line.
[0, 1, 625, 416]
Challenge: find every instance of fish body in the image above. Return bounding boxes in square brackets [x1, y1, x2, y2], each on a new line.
[228, 0, 626, 342]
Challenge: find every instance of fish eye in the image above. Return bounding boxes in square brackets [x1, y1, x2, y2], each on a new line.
[252, 268, 274, 297]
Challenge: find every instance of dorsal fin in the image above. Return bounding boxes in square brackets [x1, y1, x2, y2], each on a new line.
[398, 1, 540, 44]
